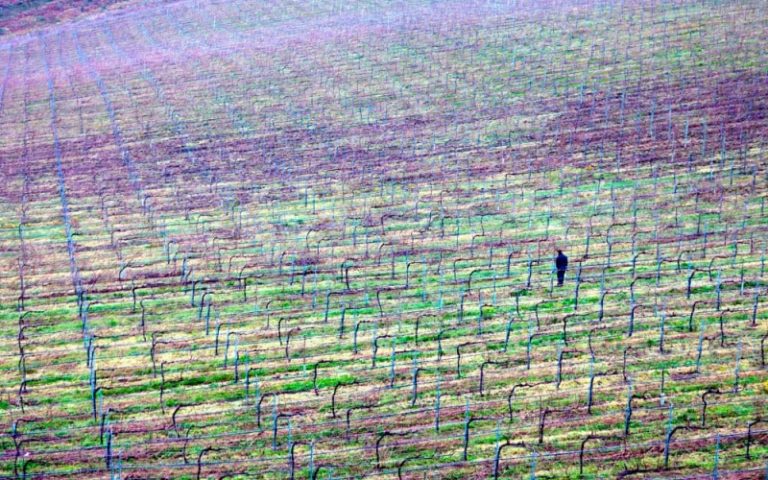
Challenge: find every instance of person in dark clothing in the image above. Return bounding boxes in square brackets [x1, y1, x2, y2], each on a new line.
[555, 249, 568, 287]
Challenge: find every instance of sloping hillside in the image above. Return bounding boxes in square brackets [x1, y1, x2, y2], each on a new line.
[0, 0, 767, 478]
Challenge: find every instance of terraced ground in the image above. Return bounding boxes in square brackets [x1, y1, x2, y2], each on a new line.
[1, 0, 767, 478]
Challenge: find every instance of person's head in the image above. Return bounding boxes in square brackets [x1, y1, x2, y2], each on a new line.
[557, 249, 562, 254]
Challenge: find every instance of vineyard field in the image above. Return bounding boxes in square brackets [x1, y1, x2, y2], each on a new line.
[1, 0, 767, 478]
